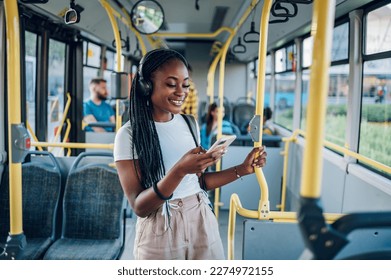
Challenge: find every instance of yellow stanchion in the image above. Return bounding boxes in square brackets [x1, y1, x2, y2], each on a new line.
[4, 0, 23, 236]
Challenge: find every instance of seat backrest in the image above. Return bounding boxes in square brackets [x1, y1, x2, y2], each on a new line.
[61, 152, 124, 240]
[0, 152, 62, 241]
[232, 103, 255, 134]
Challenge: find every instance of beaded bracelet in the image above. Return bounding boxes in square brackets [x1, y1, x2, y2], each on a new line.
[153, 181, 173, 201]
[234, 166, 243, 180]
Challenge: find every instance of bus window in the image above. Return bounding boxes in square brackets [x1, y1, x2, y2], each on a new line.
[365, 4, 391, 55]
[361, 58, 391, 168]
[25, 31, 37, 140]
[47, 39, 65, 153]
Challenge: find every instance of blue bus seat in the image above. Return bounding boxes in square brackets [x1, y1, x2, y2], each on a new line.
[0, 151, 62, 259]
[232, 103, 255, 135]
[43, 152, 125, 260]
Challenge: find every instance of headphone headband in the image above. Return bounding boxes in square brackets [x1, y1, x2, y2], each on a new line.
[137, 49, 188, 97]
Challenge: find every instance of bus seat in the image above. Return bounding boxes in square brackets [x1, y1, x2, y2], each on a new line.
[243, 220, 305, 259]
[0, 151, 62, 259]
[232, 103, 255, 135]
[43, 152, 125, 260]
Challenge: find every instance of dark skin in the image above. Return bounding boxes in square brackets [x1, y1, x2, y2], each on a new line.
[116, 59, 267, 218]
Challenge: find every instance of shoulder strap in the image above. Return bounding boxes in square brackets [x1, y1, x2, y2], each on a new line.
[181, 114, 199, 147]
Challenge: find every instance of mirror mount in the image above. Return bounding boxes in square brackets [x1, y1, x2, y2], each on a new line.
[64, 0, 84, 25]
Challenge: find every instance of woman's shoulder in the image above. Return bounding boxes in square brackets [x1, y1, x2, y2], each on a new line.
[115, 121, 132, 144]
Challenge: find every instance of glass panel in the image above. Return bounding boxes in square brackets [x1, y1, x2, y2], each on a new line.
[365, 4, 391, 55]
[274, 72, 295, 130]
[302, 36, 313, 68]
[286, 44, 296, 71]
[361, 58, 391, 168]
[47, 39, 66, 155]
[301, 69, 310, 129]
[86, 42, 101, 67]
[83, 66, 100, 101]
[331, 22, 349, 61]
[275, 48, 286, 73]
[266, 55, 272, 74]
[103, 70, 113, 99]
[264, 75, 271, 107]
[25, 31, 37, 144]
[105, 50, 115, 70]
[83, 41, 87, 65]
[300, 64, 349, 148]
[325, 64, 349, 147]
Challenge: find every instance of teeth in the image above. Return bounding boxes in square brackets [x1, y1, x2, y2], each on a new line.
[170, 99, 183, 106]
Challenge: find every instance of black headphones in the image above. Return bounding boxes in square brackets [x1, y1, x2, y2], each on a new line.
[136, 49, 188, 97]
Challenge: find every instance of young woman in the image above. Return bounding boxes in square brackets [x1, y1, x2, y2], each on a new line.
[200, 102, 236, 149]
[114, 48, 267, 260]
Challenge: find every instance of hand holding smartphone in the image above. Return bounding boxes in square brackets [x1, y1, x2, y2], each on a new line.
[207, 135, 237, 153]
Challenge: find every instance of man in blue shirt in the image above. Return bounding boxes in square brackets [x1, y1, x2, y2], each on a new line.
[83, 78, 115, 132]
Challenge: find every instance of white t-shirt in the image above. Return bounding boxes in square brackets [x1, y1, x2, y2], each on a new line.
[114, 114, 202, 200]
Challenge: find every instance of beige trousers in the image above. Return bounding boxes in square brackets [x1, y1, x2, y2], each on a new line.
[134, 192, 225, 260]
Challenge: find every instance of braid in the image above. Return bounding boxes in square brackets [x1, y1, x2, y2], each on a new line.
[129, 49, 188, 189]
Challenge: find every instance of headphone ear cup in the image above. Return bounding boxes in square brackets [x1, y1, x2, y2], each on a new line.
[137, 76, 153, 97]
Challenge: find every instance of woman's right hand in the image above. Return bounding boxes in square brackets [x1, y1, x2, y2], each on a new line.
[174, 146, 225, 176]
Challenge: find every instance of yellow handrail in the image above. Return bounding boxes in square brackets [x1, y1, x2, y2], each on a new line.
[207, 51, 223, 105]
[31, 141, 114, 150]
[228, 194, 342, 259]
[49, 92, 71, 151]
[4, 0, 23, 235]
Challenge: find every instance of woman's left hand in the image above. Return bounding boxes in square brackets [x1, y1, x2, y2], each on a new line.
[239, 146, 267, 175]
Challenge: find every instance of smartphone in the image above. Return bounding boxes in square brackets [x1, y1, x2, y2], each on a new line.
[207, 135, 237, 153]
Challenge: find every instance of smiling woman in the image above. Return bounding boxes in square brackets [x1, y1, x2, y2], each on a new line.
[113, 48, 266, 260]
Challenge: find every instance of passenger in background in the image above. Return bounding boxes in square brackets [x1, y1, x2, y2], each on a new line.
[181, 64, 198, 119]
[200, 103, 235, 149]
[263, 106, 276, 135]
[83, 78, 115, 132]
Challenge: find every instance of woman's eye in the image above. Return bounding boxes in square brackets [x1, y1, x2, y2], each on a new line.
[167, 84, 176, 88]
[183, 85, 190, 89]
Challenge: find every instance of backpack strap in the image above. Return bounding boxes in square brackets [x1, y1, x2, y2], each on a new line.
[181, 114, 199, 147]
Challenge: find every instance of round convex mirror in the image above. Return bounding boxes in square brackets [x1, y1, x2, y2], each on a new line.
[131, 0, 165, 34]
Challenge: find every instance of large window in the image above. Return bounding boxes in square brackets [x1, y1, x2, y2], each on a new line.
[274, 44, 296, 130]
[25, 31, 37, 141]
[301, 22, 349, 148]
[47, 39, 66, 153]
[365, 4, 391, 55]
[361, 58, 391, 167]
[360, 4, 391, 169]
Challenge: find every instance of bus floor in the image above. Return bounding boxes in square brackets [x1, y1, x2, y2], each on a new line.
[120, 209, 245, 260]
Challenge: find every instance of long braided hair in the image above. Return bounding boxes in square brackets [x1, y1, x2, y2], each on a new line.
[129, 48, 189, 189]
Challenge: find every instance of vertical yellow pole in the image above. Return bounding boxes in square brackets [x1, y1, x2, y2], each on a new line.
[4, 0, 23, 235]
[207, 51, 223, 104]
[300, 0, 336, 198]
[214, 35, 234, 218]
[254, 0, 273, 217]
[100, 0, 122, 132]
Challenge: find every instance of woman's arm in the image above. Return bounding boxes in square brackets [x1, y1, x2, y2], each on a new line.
[116, 146, 225, 217]
[202, 146, 267, 191]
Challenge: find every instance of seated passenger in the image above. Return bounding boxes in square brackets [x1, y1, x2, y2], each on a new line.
[200, 103, 235, 149]
[263, 106, 276, 135]
[83, 78, 115, 132]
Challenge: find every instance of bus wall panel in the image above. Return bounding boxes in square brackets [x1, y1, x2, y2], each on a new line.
[343, 172, 391, 212]
[286, 142, 346, 213]
[220, 146, 284, 211]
